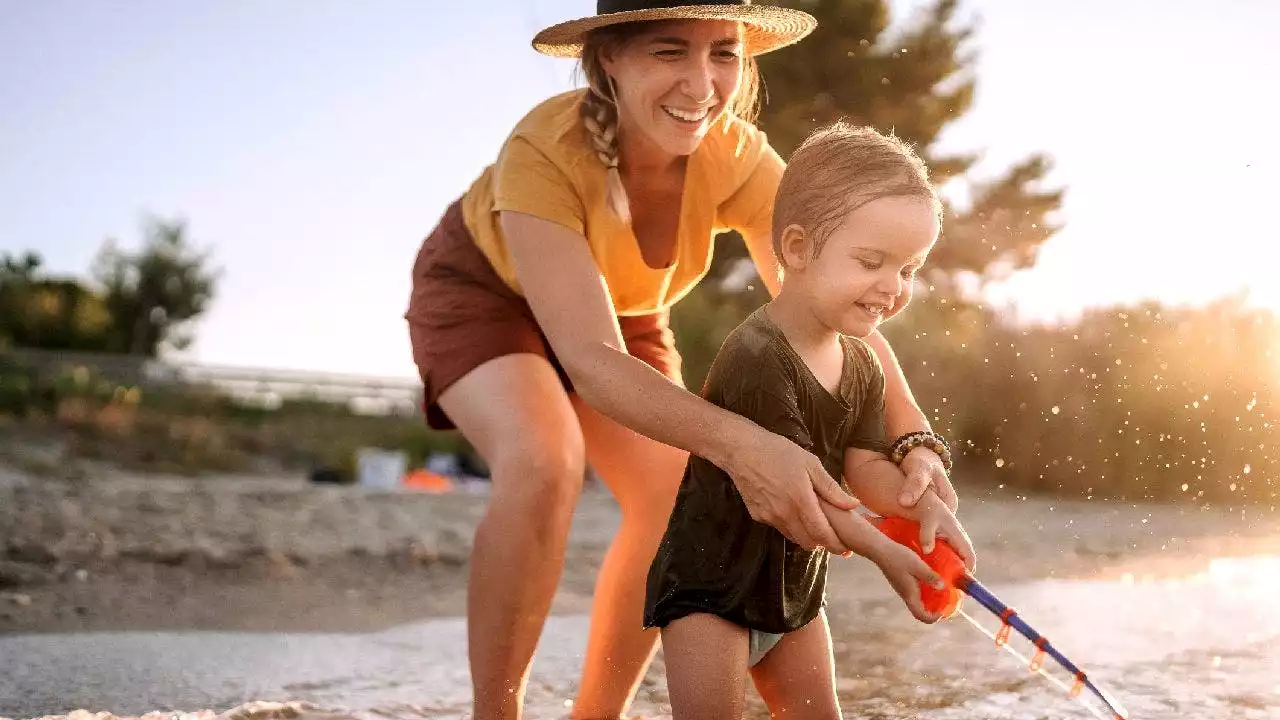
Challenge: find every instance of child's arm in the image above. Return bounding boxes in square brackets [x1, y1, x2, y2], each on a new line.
[839, 342, 922, 520]
[842, 448, 923, 521]
[839, 447, 977, 570]
[816, 448, 929, 554]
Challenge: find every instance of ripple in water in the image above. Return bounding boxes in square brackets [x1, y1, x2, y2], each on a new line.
[886, 555, 1280, 720]
[7, 556, 1279, 720]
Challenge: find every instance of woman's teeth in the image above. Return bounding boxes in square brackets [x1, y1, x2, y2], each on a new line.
[858, 303, 886, 316]
[663, 106, 710, 123]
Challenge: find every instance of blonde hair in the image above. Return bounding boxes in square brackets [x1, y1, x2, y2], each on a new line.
[577, 20, 762, 224]
[772, 121, 941, 265]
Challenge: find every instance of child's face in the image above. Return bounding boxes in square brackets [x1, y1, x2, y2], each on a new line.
[784, 195, 939, 338]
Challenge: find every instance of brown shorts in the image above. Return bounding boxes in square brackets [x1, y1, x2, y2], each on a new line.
[405, 201, 683, 431]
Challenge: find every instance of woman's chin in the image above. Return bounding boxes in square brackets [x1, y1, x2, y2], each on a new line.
[655, 132, 705, 157]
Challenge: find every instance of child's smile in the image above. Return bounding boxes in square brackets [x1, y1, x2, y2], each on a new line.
[805, 195, 940, 338]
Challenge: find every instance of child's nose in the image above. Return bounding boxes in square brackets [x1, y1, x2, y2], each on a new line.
[876, 271, 904, 296]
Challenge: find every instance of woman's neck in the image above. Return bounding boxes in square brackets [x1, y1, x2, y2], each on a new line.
[617, 124, 684, 179]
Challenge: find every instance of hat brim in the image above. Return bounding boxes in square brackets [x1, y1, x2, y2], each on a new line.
[532, 5, 817, 58]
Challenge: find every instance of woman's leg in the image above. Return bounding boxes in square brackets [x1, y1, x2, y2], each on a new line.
[748, 610, 842, 719]
[661, 613, 751, 720]
[568, 395, 690, 719]
[438, 353, 587, 720]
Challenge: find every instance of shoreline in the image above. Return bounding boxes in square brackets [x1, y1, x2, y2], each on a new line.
[3, 466, 1280, 719]
[3, 467, 1277, 636]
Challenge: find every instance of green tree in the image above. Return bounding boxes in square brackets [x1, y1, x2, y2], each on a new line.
[0, 251, 114, 351]
[756, 0, 1063, 287]
[2, 251, 43, 280]
[91, 216, 220, 357]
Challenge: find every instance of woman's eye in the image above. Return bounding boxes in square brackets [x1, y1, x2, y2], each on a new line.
[858, 259, 880, 271]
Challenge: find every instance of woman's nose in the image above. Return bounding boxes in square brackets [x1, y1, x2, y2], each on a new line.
[681, 58, 715, 104]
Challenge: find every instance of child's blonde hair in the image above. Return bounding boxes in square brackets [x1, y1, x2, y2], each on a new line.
[772, 121, 940, 266]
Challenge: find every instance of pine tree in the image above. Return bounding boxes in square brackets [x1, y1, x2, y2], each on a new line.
[672, 0, 1065, 390]
[754, 0, 1063, 286]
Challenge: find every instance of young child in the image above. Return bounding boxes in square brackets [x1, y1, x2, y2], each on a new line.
[643, 121, 977, 720]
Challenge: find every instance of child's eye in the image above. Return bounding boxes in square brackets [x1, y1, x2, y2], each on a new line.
[716, 49, 741, 60]
[901, 267, 918, 279]
[653, 49, 684, 59]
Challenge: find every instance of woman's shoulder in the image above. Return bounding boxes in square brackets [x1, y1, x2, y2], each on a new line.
[501, 89, 592, 159]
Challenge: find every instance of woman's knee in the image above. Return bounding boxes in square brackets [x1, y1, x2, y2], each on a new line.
[437, 354, 586, 519]
[488, 427, 586, 522]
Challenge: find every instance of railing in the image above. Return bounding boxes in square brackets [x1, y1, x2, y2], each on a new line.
[2, 347, 424, 417]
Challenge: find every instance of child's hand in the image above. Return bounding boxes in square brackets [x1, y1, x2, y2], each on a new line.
[898, 446, 959, 513]
[871, 540, 945, 624]
[911, 492, 977, 573]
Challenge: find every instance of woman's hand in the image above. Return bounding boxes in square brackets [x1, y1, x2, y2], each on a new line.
[724, 427, 860, 555]
[897, 446, 959, 513]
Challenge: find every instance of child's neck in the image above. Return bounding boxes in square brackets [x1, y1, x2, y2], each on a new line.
[764, 287, 844, 394]
[764, 286, 838, 347]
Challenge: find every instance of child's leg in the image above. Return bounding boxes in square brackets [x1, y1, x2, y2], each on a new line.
[748, 610, 841, 719]
[660, 613, 750, 720]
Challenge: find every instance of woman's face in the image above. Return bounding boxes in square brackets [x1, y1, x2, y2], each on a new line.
[601, 20, 744, 161]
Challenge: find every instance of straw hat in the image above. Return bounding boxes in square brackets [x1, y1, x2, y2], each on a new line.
[532, 1, 818, 58]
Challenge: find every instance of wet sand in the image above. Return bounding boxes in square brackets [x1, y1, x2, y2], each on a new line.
[3, 465, 1279, 718]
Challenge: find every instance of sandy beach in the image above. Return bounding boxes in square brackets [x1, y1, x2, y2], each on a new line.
[3, 464, 1279, 719]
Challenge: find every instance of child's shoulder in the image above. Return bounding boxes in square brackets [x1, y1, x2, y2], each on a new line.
[836, 334, 887, 411]
[839, 334, 885, 378]
[720, 306, 786, 356]
[716, 307, 794, 367]
[702, 307, 801, 399]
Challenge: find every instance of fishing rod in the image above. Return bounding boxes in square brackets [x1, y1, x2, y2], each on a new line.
[954, 607, 1111, 720]
[870, 515, 1131, 720]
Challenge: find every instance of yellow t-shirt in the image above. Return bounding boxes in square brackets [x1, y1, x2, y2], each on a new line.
[459, 89, 784, 317]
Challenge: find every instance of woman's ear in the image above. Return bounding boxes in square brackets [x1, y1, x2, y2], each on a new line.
[778, 224, 812, 271]
[599, 42, 622, 76]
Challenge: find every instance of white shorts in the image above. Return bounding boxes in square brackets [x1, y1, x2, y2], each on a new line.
[748, 628, 785, 667]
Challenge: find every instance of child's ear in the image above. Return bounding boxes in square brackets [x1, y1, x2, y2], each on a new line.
[778, 224, 812, 270]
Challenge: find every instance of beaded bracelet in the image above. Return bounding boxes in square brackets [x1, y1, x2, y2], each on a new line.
[889, 430, 953, 472]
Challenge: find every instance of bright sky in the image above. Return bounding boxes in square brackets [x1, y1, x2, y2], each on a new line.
[2, 0, 1276, 379]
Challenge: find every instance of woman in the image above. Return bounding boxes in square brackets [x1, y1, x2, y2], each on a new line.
[404, 3, 959, 718]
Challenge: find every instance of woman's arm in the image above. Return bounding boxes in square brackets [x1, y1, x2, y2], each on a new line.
[502, 210, 859, 553]
[739, 226, 783, 299]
